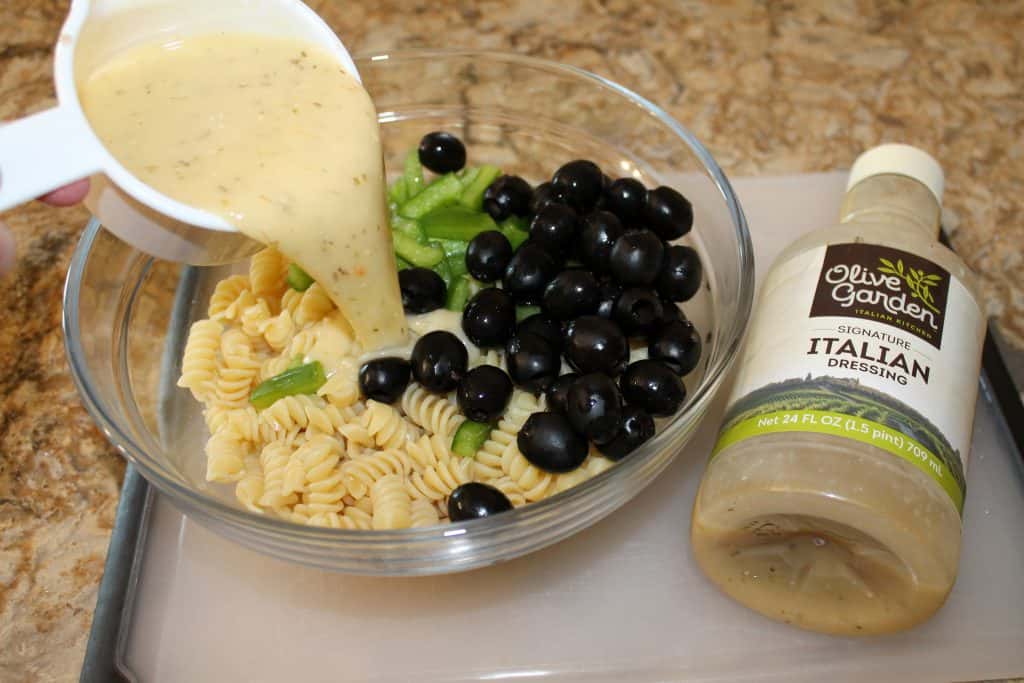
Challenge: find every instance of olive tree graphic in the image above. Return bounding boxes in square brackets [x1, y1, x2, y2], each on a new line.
[878, 258, 942, 314]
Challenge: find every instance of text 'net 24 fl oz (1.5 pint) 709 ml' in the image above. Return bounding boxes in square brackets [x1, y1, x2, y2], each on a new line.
[690, 144, 986, 636]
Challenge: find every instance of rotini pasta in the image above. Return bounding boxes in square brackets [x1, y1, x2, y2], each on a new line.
[341, 449, 411, 500]
[407, 454, 473, 502]
[207, 274, 249, 318]
[249, 247, 289, 300]
[371, 474, 413, 530]
[294, 282, 335, 326]
[401, 384, 465, 438]
[410, 497, 440, 527]
[178, 319, 222, 401]
[187, 257, 637, 529]
[235, 455, 265, 513]
[205, 432, 248, 483]
[362, 400, 415, 450]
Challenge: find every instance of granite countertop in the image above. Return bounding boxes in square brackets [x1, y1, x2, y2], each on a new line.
[0, 1, 1021, 680]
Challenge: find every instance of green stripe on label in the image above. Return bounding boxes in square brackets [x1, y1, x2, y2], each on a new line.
[712, 409, 964, 513]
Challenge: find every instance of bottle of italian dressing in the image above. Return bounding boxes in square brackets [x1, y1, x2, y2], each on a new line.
[690, 144, 986, 636]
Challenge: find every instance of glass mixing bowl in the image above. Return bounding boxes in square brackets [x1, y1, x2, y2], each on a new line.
[63, 50, 753, 575]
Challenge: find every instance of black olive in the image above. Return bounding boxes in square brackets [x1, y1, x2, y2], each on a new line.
[660, 299, 683, 325]
[462, 287, 516, 348]
[410, 330, 468, 394]
[398, 267, 447, 314]
[612, 288, 665, 338]
[604, 177, 647, 225]
[530, 181, 567, 214]
[482, 175, 533, 221]
[609, 230, 665, 287]
[578, 211, 625, 275]
[542, 270, 601, 321]
[448, 483, 513, 521]
[457, 365, 514, 423]
[552, 159, 604, 212]
[596, 278, 623, 320]
[566, 373, 624, 445]
[502, 242, 560, 304]
[529, 204, 578, 253]
[466, 230, 513, 283]
[649, 319, 702, 376]
[358, 357, 412, 404]
[517, 313, 564, 352]
[505, 333, 561, 393]
[545, 372, 579, 415]
[517, 411, 589, 473]
[417, 131, 466, 174]
[645, 186, 694, 240]
[657, 244, 703, 302]
[619, 359, 686, 417]
[564, 315, 630, 376]
[598, 406, 655, 461]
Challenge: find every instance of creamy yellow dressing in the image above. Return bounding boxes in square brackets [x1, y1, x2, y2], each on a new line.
[78, 33, 406, 350]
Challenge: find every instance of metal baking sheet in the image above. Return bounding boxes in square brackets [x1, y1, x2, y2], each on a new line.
[79, 173, 1024, 682]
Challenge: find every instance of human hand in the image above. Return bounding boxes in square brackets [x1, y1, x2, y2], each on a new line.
[0, 179, 90, 275]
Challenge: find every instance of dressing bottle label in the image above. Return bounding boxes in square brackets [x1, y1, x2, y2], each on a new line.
[712, 242, 984, 513]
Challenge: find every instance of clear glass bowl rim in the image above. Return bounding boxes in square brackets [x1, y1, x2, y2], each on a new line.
[62, 48, 754, 548]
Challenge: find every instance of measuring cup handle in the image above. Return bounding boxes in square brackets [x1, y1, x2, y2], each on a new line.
[0, 105, 105, 211]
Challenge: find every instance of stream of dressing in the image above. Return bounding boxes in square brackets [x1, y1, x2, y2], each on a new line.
[78, 33, 406, 351]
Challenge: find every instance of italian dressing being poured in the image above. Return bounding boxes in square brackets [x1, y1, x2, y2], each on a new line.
[78, 33, 406, 350]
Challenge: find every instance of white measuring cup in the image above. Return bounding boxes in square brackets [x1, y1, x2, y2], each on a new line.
[0, 0, 360, 265]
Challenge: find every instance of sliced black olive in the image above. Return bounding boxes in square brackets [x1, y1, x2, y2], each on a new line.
[619, 359, 686, 417]
[358, 357, 412, 404]
[457, 365, 514, 423]
[517, 411, 589, 473]
[410, 330, 468, 394]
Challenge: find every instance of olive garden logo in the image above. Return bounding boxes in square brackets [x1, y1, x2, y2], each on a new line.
[810, 243, 950, 348]
[876, 257, 942, 315]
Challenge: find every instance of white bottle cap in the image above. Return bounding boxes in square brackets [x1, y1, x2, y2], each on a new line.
[846, 143, 944, 204]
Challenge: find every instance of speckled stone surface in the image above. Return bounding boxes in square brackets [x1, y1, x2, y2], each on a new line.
[0, 1, 1021, 681]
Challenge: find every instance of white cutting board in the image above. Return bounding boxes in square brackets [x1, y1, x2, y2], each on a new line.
[121, 173, 1024, 682]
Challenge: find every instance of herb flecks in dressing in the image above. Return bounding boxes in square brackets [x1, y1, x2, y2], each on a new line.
[79, 34, 406, 350]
